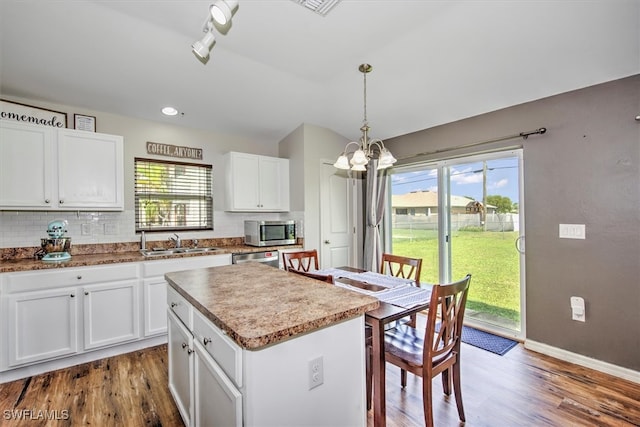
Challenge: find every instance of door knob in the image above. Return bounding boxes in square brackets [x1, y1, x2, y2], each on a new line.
[324, 240, 330, 244]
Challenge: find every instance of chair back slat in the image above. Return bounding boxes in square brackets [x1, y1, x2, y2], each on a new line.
[380, 253, 422, 284]
[424, 274, 471, 365]
[282, 250, 319, 272]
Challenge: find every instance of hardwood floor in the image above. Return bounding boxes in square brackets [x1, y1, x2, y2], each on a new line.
[2, 339, 639, 426]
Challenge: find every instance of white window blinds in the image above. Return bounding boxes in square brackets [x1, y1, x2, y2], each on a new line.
[135, 158, 212, 231]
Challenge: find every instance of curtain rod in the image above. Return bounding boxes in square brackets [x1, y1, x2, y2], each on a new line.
[397, 127, 547, 161]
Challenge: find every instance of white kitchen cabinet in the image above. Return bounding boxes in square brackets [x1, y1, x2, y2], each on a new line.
[6, 287, 79, 367]
[83, 280, 140, 350]
[142, 254, 231, 337]
[57, 129, 124, 210]
[224, 151, 289, 212]
[194, 341, 242, 427]
[168, 310, 194, 427]
[168, 297, 242, 427]
[143, 277, 169, 337]
[1, 263, 140, 369]
[0, 120, 55, 209]
[166, 288, 366, 427]
[0, 121, 124, 211]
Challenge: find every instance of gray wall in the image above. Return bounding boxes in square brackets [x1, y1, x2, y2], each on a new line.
[279, 123, 353, 255]
[385, 75, 640, 371]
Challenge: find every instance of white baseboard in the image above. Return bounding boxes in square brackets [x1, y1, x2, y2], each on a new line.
[524, 339, 640, 384]
[0, 335, 167, 384]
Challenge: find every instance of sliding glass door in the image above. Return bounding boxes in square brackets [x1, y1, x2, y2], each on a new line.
[388, 150, 525, 339]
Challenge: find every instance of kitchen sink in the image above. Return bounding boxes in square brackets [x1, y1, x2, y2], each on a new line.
[140, 247, 221, 257]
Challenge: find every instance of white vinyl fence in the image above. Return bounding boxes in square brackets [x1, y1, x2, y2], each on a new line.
[392, 213, 518, 233]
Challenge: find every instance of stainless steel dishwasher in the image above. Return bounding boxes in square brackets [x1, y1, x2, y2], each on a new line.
[232, 250, 280, 268]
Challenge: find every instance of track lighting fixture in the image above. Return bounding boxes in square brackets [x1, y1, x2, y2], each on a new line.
[210, 0, 239, 26]
[192, 1, 239, 64]
[192, 20, 216, 64]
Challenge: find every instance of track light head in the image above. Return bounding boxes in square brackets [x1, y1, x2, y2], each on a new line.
[192, 28, 216, 64]
[210, 0, 239, 26]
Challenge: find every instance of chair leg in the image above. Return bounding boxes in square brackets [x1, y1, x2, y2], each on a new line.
[441, 366, 452, 395]
[452, 361, 465, 422]
[401, 368, 407, 387]
[422, 375, 434, 427]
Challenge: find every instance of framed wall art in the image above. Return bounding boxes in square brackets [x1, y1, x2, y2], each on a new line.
[74, 114, 96, 132]
[0, 99, 67, 128]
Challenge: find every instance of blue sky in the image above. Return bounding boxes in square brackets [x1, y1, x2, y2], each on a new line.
[391, 157, 520, 203]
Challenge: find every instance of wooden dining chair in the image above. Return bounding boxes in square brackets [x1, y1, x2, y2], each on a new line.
[383, 274, 471, 426]
[380, 253, 423, 327]
[289, 268, 334, 284]
[282, 249, 319, 272]
[380, 253, 422, 283]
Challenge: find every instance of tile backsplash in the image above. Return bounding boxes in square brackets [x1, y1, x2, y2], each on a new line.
[0, 210, 303, 249]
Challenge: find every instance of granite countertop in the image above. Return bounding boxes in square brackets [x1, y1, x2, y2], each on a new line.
[165, 263, 380, 350]
[0, 242, 301, 273]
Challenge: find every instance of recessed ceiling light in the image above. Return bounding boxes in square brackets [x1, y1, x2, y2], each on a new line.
[162, 107, 179, 116]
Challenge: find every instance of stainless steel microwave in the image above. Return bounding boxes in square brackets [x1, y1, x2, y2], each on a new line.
[244, 220, 296, 247]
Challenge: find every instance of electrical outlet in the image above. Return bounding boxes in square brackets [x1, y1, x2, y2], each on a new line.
[81, 223, 92, 236]
[308, 356, 323, 390]
[559, 224, 586, 239]
[104, 222, 118, 235]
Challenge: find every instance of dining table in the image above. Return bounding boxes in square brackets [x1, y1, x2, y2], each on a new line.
[316, 266, 432, 427]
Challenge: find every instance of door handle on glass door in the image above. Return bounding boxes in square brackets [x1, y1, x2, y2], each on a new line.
[515, 236, 525, 254]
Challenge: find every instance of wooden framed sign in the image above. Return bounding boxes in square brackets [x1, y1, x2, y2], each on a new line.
[74, 114, 96, 132]
[146, 141, 203, 160]
[0, 99, 67, 128]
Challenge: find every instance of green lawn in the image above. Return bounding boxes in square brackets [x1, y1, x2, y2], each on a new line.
[391, 229, 521, 324]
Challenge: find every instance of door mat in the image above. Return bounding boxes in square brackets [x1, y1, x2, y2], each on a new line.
[436, 324, 518, 355]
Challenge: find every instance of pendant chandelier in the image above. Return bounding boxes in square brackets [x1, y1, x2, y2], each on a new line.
[334, 64, 397, 171]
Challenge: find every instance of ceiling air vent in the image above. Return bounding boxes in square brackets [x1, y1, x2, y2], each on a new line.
[291, 0, 342, 17]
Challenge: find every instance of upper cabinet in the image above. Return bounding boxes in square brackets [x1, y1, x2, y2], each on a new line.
[223, 152, 289, 212]
[0, 121, 124, 211]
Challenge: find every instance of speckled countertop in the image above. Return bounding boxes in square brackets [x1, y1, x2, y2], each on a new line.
[0, 238, 301, 273]
[165, 263, 380, 350]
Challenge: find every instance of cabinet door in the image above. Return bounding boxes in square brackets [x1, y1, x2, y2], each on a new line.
[168, 311, 194, 427]
[258, 156, 289, 211]
[7, 287, 78, 366]
[194, 342, 242, 427]
[227, 152, 260, 210]
[0, 121, 55, 209]
[83, 280, 140, 350]
[57, 129, 124, 210]
[143, 278, 168, 337]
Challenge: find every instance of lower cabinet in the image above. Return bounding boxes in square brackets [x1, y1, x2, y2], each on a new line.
[168, 310, 194, 427]
[168, 310, 242, 427]
[193, 341, 243, 427]
[2, 264, 140, 369]
[7, 287, 79, 366]
[83, 280, 140, 350]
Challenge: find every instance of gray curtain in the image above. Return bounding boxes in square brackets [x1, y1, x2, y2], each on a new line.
[363, 158, 388, 272]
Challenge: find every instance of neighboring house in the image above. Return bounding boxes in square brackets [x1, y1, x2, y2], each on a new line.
[391, 190, 496, 216]
[391, 190, 511, 231]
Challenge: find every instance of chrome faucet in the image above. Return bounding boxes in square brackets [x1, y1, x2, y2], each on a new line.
[169, 233, 181, 248]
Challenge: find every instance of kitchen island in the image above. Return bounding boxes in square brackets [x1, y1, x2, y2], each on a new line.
[165, 262, 379, 427]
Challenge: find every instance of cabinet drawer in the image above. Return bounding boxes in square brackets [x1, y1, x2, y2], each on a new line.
[5, 264, 140, 293]
[143, 254, 231, 278]
[193, 309, 242, 387]
[167, 285, 192, 329]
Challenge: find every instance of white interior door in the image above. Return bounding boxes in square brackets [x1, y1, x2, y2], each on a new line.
[319, 162, 353, 268]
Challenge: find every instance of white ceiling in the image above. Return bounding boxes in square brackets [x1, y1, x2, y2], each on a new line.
[1, 1, 638, 143]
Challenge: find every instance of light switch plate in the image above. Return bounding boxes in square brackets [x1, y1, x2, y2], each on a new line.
[559, 224, 586, 239]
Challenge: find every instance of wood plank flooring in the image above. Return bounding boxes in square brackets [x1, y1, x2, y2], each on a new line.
[1, 339, 639, 426]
